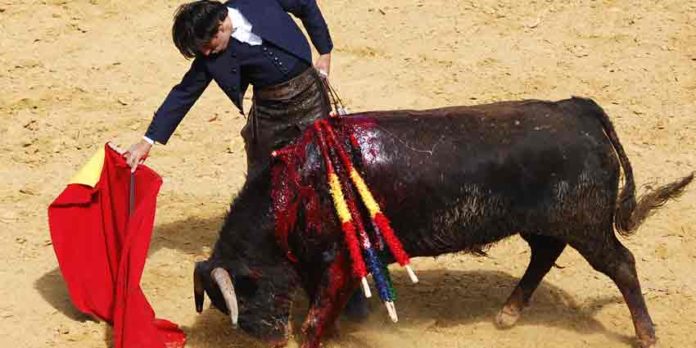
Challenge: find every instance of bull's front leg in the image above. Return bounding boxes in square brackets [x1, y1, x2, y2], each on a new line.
[301, 252, 358, 348]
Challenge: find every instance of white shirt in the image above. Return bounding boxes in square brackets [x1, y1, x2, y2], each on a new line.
[228, 7, 262, 46]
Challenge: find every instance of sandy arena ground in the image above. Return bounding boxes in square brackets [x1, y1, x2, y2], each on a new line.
[1, 0, 695, 347]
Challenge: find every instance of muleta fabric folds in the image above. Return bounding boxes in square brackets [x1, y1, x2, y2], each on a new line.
[48, 143, 186, 348]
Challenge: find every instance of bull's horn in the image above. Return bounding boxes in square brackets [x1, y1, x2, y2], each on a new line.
[193, 264, 205, 313]
[212, 267, 239, 327]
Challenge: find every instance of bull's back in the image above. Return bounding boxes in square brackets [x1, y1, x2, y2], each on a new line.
[342, 98, 620, 255]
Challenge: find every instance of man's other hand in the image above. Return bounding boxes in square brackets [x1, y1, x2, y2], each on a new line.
[314, 53, 331, 78]
[124, 139, 153, 173]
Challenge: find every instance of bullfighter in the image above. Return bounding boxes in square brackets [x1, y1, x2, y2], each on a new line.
[124, 0, 333, 177]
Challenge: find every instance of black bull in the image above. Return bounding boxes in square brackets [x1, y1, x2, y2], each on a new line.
[193, 97, 692, 348]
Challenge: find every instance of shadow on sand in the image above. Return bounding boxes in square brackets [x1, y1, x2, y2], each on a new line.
[180, 268, 631, 348]
[34, 268, 94, 322]
[36, 214, 634, 347]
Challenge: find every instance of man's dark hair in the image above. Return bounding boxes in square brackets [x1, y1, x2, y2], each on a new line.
[172, 0, 228, 58]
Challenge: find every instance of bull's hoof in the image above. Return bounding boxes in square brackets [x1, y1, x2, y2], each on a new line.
[324, 321, 341, 339]
[269, 337, 290, 348]
[494, 306, 521, 329]
[637, 336, 657, 348]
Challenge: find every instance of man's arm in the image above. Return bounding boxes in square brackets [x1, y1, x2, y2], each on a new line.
[124, 58, 211, 171]
[275, 0, 333, 55]
[145, 57, 212, 145]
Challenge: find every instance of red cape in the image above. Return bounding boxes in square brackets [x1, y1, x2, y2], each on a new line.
[48, 144, 186, 348]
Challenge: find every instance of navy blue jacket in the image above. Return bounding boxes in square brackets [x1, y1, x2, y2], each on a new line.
[145, 0, 332, 144]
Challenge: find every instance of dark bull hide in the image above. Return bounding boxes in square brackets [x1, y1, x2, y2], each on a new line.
[194, 97, 693, 348]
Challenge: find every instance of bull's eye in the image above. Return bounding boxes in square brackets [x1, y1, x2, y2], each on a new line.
[234, 275, 259, 297]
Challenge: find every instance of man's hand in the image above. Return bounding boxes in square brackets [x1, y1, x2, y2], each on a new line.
[314, 53, 331, 78]
[124, 139, 153, 173]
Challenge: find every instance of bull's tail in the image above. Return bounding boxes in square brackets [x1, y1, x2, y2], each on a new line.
[580, 97, 694, 236]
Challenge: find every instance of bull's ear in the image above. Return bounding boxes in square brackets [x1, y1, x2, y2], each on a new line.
[194, 261, 207, 313]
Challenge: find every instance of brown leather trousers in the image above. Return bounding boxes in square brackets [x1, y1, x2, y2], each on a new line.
[241, 67, 331, 177]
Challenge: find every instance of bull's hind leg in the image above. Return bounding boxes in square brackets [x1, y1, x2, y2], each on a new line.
[571, 231, 656, 348]
[496, 234, 566, 328]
